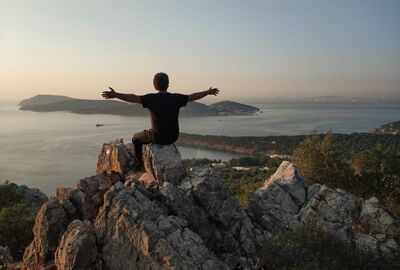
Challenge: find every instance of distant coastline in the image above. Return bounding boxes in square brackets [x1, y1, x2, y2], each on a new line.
[177, 131, 400, 157]
[18, 94, 260, 117]
[371, 120, 400, 134]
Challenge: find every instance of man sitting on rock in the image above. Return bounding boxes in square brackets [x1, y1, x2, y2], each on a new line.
[101, 72, 220, 168]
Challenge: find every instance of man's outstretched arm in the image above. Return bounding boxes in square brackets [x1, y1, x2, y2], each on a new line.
[101, 87, 141, 103]
[188, 87, 220, 102]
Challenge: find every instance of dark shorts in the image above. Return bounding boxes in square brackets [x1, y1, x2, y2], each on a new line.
[133, 129, 177, 145]
[133, 129, 156, 144]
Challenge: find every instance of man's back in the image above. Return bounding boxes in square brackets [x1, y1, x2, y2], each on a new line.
[140, 92, 188, 144]
[101, 72, 219, 166]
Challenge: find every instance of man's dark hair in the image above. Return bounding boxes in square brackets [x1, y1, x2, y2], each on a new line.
[153, 72, 169, 91]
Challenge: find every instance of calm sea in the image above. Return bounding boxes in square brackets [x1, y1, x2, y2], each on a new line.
[0, 102, 398, 195]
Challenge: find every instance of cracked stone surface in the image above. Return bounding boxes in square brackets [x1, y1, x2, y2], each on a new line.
[18, 141, 400, 269]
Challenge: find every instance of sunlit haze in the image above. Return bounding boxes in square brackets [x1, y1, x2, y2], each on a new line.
[1, 0, 399, 102]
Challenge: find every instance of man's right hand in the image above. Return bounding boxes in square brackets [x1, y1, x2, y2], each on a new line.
[102, 87, 117, 99]
[207, 87, 220, 96]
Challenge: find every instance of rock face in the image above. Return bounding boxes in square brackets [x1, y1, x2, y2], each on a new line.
[21, 187, 49, 208]
[23, 198, 69, 269]
[20, 140, 400, 269]
[96, 139, 133, 174]
[54, 220, 100, 270]
[249, 161, 306, 232]
[142, 144, 186, 186]
[249, 161, 400, 259]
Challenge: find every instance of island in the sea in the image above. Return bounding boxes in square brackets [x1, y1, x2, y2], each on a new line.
[19, 95, 260, 116]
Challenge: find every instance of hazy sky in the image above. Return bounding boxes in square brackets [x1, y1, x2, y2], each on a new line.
[1, 0, 399, 102]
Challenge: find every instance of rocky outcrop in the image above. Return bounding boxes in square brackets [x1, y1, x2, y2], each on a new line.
[96, 139, 133, 174]
[21, 187, 49, 209]
[94, 182, 225, 269]
[54, 220, 100, 270]
[142, 144, 186, 187]
[19, 140, 400, 269]
[158, 167, 267, 268]
[23, 198, 69, 270]
[249, 161, 400, 259]
[249, 161, 305, 232]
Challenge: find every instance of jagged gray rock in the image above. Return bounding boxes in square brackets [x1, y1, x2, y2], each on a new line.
[360, 197, 400, 238]
[159, 167, 266, 268]
[21, 187, 49, 208]
[249, 161, 306, 232]
[298, 184, 359, 239]
[94, 182, 226, 270]
[359, 197, 400, 258]
[77, 173, 121, 209]
[141, 144, 186, 186]
[23, 198, 70, 270]
[54, 220, 100, 270]
[20, 142, 400, 269]
[96, 138, 133, 174]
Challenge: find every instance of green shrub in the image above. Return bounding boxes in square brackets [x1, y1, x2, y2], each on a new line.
[0, 181, 24, 210]
[0, 181, 37, 260]
[258, 226, 399, 270]
[0, 204, 35, 260]
[292, 133, 352, 189]
[352, 145, 400, 212]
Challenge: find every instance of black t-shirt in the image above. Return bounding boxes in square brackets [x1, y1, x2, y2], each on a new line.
[140, 92, 188, 144]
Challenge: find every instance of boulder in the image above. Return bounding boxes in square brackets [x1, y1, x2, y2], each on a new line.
[23, 198, 70, 269]
[69, 190, 97, 221]
[56, 187, 97, 221]
[94, 182, 226, 270]
[96, 138, 133, 174]
[56, 187, 78, 219]
[360, 197, 400, 238]
[54, 220, 100, 270]
[22, 187, 48, 208]
[77, 173, 121, 208]
[159, 167, 265, 268]
[141, 144, 186, 186]
[359, 197, 400, 258]
[298, 184, 359, 239]
[354, 234, 379, 256]
[249, 161, 306, 232]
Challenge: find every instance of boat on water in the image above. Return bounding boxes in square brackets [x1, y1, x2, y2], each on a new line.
[96, 123, 104, 127]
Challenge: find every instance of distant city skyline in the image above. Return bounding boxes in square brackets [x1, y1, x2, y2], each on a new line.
[1, 0, 399, 102]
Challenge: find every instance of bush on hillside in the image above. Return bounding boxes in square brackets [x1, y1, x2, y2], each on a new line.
[0, 204, 35, 260]
[0, 182, 37, 260]
[258, 226, 400, 270]
[352, 145, 400, 212]
[292, 132, 352, 189]
[0, 181, 24, 209]
[292, 133, 400, 213]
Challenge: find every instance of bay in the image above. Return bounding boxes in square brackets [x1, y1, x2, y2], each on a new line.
[0, 101, 398, 195]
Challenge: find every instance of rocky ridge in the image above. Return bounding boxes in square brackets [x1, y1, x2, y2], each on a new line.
[8, 140, 399, 269]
